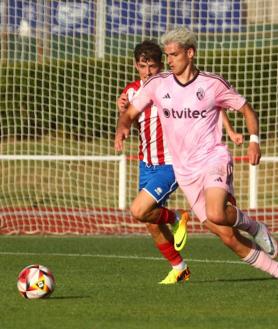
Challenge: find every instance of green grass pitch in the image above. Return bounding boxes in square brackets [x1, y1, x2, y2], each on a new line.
[0, 235, 278, 329]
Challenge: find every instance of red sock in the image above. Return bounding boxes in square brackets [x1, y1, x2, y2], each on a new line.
[157, 242, 183, 266]
[155, 207, 176, 225]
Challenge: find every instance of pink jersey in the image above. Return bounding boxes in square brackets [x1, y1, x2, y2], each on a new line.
[122, 80, 172, 165]
[131, 71, 246, 184]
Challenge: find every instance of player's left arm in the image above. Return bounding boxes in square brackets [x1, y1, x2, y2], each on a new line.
[238, 102, 261, 165]
[222, 110, 244, 145]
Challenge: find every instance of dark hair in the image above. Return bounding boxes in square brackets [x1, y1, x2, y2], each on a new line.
[134, 40, 162, 63]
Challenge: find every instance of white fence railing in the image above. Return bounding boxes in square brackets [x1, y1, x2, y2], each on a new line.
[0, 154, 127, 210]
[249, 156, 278, 209]
[0, 154, 276, 210]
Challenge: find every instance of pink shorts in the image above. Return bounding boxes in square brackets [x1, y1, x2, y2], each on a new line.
[177, 160, 235, 222]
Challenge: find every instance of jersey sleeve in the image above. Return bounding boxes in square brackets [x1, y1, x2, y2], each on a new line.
[215, 79, 246, 111]
[131, 79, 154, 113]
[125, 87, 137, 102]
[122, 81, 141, 102]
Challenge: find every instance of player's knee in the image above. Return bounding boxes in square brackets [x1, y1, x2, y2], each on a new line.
[219, 232, 236, 248]
[214, 228, 239, 250]
[130, 203, 146, 221]
[206, 209, 225, 225]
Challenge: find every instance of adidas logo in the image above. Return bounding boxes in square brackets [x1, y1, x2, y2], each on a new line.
[215, 177, 223, 182]
[163, 93, 171, 99]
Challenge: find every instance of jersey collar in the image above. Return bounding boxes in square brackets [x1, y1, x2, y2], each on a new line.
[173, 69, 200, 87]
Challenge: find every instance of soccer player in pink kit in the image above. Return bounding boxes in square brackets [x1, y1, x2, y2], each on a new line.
[118, 40, 244, 284]
[115, 27, 278, 279]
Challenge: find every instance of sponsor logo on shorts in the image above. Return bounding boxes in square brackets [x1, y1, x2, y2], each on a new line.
[154, 187, 163, 195]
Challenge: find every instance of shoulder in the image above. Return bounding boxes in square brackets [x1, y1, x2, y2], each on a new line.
[143, 71, 173, 88]
[198, 71, 231, 89]
[123, 80, 141, 93]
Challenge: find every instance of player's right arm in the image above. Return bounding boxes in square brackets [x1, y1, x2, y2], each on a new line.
[114, 104, 140, 152]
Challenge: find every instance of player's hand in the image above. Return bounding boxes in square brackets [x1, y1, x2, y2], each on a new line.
[117, 93, 129, 114]
[229, 132, 244, 145]
[114, 127, 130, 152]
[247, 142, 261, 165]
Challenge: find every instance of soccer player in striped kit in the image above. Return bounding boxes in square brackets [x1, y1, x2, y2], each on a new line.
[115, 28, 278, 279]
[117, 40, 244, 283]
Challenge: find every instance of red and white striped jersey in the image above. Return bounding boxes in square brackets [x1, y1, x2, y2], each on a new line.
[122, 80, 172, 165]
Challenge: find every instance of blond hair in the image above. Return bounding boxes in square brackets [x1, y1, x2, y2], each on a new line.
[160, 27, 197, 50]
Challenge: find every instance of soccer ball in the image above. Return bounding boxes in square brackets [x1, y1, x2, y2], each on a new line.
[17, 264, 55, 299]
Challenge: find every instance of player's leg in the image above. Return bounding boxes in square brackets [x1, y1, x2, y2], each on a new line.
[205, 186, 277, 258]
[205, 186, 233, 226]
[130, 192, 190, 284]
[178, 175, 278, 278]
[131, 162, 190, 283]
[130, 161, 178, 224]
[130, 189, 161, 222]
[226, 203, 278, 258]
[204, 219, 278, 278]
[146, 223, 190, 284]
[202, 157, 277, 258]
[131, 162, 189, 251]
[204, 219, 252, 257]
[204, 187, 254, 258]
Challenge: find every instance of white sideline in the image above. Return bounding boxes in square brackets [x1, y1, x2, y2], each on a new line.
[0, 251, 245, 265]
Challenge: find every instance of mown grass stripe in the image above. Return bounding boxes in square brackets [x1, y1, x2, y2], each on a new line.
[0, 251, 245, 265]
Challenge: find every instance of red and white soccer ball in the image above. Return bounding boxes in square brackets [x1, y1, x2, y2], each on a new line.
[17, 264, 55, 299]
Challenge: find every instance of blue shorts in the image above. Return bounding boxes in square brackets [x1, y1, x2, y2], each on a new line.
[139, 161, 178, 207]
